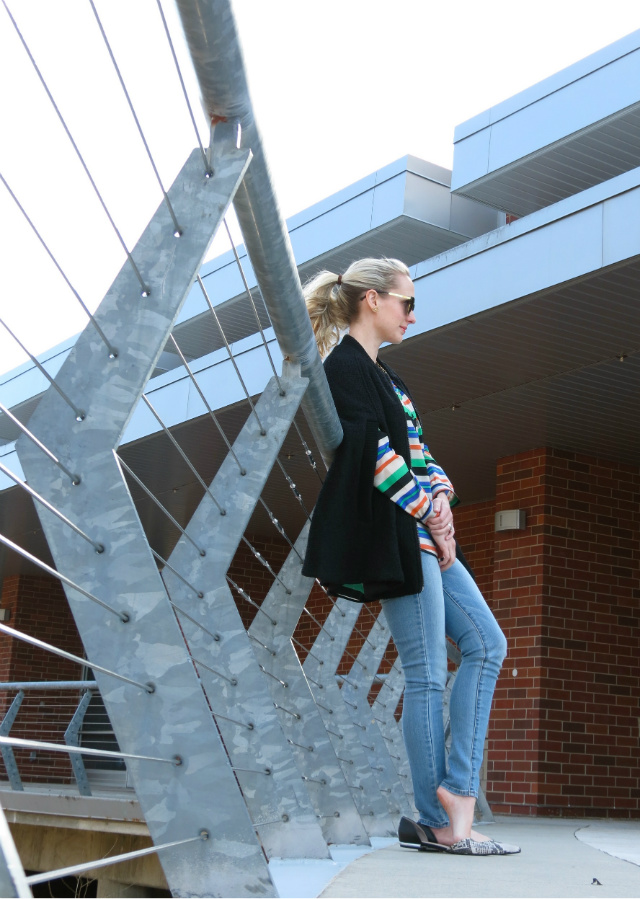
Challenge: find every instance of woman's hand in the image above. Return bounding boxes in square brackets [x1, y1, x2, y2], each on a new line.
[428, 494, 455, 540]
[432, 531, 456, 572]
[428, 494, 456, 571]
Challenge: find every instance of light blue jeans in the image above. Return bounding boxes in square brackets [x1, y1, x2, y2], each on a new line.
[380, 553, 507, 828]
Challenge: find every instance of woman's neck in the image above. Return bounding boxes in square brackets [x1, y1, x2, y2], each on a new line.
[347, 323, 382, 362]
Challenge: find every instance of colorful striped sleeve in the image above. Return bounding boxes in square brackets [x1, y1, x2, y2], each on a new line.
[374, 431, 434, 522]
[424, 447, 455, 499]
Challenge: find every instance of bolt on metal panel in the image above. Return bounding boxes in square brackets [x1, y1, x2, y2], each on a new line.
[250, 524, 370, 846]
[161, 365, 330, 859]
[16, 142, 278, 897]
[302, 600, 399, 836]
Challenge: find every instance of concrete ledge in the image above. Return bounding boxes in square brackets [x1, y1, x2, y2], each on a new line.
[0, 785, 144, 832]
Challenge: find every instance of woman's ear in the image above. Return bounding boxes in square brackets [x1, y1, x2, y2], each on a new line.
[364, 289, 378, 312]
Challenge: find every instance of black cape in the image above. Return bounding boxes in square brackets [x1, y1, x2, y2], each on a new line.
[302, 335, 424, 601]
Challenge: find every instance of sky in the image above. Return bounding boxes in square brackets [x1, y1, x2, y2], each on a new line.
[1, 0, 639, 377]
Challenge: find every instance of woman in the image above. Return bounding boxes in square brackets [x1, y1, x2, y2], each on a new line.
[302, 257, 519, 855]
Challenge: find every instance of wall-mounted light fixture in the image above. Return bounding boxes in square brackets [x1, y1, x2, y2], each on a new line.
[494, 510, 526, 532]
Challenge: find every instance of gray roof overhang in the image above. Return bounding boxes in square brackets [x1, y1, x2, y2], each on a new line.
[452, 30, 640, 216]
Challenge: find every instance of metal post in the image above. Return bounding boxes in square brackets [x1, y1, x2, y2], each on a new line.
[64, 690, 93, 796]
[0, 691, 24, 791]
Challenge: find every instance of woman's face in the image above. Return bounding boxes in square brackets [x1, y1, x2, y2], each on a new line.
[374, 274, 417, 345]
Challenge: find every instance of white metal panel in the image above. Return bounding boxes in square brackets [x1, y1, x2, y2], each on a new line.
[455, 29, 640, 141]
[452, 30, 640, 213]
[400, 173, 450, 230]
[488, 52, 640, 174]
[453, 31, 640, 187]
[413, 206, 604, 332]
[452, 104, 640, 216]
[602, 186, 640, 266]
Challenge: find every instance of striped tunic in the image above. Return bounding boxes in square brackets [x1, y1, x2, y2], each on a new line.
[374, 378, 456, 557]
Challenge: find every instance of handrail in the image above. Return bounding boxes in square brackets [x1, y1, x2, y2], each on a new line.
[174, 0, 343, 465]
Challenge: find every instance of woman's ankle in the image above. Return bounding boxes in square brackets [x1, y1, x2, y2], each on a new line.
[436, 786, 477, 842]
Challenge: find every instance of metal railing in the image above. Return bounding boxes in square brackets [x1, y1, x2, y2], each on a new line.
[0, 681, 124, 796]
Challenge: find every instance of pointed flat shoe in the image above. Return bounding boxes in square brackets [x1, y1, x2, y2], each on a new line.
[449, 837, 521, 856]
[398, 816, 451, 853]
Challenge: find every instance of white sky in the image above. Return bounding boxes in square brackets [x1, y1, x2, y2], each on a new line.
[1, 0, 639, 376]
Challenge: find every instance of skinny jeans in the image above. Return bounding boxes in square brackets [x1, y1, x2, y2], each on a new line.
[380, 553, 507, 828]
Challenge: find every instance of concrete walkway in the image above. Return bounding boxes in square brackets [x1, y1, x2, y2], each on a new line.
[318, 817, 640, 898]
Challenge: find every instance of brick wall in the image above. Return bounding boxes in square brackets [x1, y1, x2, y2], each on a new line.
[4, 455, 637, 817]
[453, 448, 640, 818]
[540, 449, 640, 817]
[453, 499, 495, 601]
[484, 449, 549, 816]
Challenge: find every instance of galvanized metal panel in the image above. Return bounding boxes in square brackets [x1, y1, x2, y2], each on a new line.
[15, 143, 279, 897]
[161, 368, 331, 858]
[337, 613, 412, 821]
[370, 663, 414, 807]
[249, 523, 370, 845]
[303, 601, 405, 834]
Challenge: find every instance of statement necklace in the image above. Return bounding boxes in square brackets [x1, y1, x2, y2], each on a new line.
[376, 360, 393, 382]
[376, 360, 419, 423]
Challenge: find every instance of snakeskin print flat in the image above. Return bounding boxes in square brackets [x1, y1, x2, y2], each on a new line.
[449, 838, 521, 855]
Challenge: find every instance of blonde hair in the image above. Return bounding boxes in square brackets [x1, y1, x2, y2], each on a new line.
[303, 257, 410, 357]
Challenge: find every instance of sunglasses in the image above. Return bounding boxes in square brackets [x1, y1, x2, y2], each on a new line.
[386, 292, 415, 315]
[360, 290, 416, 315]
